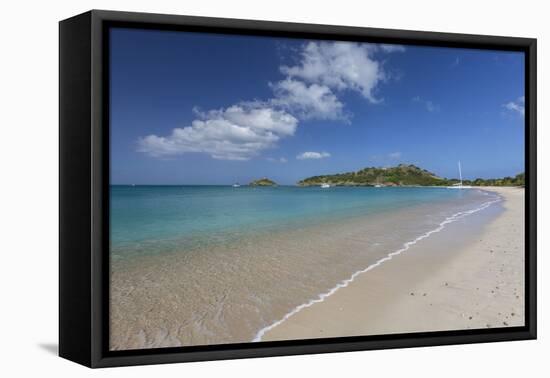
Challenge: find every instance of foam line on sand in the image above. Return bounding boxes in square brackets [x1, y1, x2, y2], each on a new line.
[252, 192, 501, 342]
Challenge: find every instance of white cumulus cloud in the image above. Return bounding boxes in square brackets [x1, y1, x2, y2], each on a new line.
[271, 78, 345, 120]
[504, 96, 525, 116]
[296, 151, 331, 160]
[137, 104, 298, 160]
[280, 41, 387, 103]
[138, 42, 405, 161]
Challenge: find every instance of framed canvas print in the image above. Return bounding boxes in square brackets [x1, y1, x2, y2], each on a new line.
[59, 10, 536, 368]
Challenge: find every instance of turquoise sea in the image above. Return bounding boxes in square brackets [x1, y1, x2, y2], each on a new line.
[110, 185, 486, 256]
[109, 185, 503, 350]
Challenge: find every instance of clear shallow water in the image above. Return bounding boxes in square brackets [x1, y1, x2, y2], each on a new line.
[109, 185, 502, 350]
[110, 185, 484, 256]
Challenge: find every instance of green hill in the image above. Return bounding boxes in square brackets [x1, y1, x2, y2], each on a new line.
[249, 177, 277, 186]
[468, 172, 524, 187]
[298, 164, 525, 187]
[298, 164, 448, 187]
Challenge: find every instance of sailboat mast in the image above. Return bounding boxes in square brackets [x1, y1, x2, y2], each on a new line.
[458, 161, 463, 186]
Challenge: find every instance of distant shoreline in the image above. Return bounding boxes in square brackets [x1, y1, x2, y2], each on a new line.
[110, 184, 525, 188]
[111, 165, 524, 187]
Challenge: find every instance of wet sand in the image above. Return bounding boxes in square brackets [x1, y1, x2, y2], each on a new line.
[110, 197, 467, 350]
[109, 187, 516, 350]
[262, 187, 525, 341]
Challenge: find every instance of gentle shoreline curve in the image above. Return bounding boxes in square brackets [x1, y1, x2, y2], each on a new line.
[260, 187, 525, 341]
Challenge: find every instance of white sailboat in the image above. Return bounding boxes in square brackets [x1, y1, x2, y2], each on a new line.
[321, 183, 331, 188]
[447, 161, 472, 189]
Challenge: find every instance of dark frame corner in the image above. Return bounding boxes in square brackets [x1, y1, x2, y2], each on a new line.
[59, 9, 537, 368]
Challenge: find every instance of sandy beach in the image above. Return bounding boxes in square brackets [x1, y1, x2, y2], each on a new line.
[262, 187, 525, 341]
[109, 186, 524, 350]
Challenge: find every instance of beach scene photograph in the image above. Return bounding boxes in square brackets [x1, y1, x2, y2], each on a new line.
[109, 28, 525, 351]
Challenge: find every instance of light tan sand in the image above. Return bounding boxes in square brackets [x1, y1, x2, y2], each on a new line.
[262, 187, 525, 341]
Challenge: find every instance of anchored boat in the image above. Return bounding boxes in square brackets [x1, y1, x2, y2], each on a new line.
[447, 161, 472, 189]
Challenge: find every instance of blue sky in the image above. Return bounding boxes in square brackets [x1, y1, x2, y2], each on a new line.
[110, 28, 525, 185]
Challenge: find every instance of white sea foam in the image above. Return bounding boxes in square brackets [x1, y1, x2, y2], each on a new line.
[252, 193, 502, 342]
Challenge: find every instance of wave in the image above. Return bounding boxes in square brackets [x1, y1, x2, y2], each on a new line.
[252, 192, 502, 342]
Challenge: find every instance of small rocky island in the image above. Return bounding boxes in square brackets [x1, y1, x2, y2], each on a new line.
[249, 177, 277, 186]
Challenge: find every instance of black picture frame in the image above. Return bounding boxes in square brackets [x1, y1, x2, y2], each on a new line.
[59, 9, 537, 368]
